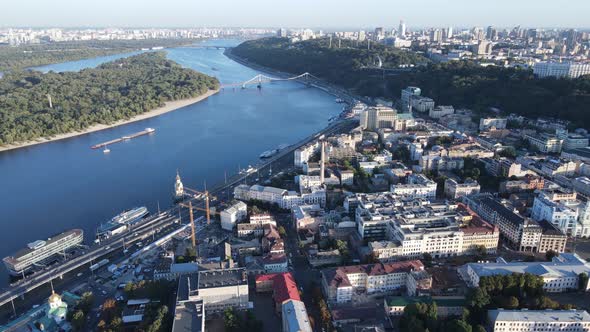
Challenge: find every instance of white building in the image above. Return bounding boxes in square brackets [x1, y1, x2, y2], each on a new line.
[179, 268, 249, 314]
[282, 299, 312, 332]
[429, 105, 454, 119]
[488, 309, 590, 332]
[573, 177, 590, 196]
[479, 118, 507, 131]
[294, 142, 320, 167]
[401, 87, 422, 112]
[321, 261, 431, 304]
[444, 179, 480, 199]
[220, 201, 248, 231]
[464, 253, 590, 293]
[534, 61, 590, 78]
[390, 174, 437, 199]
[234, 184, 325, 209]
[525, 134, 563, 153]
[410, 96, 435, 113]
[360, 106, 398, 131]
[531, 193, 579, 235]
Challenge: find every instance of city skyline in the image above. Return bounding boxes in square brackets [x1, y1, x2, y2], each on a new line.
[2, 0, 590, 29]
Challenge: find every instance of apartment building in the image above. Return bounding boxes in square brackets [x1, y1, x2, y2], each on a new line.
[464, 253, 590, 293]
[220, 201, 248, 231]
[321, 261, 431, 304]
[465, 196, 542, 252]
[488, 309, 590, 332]
[444, 179, 481, 199]
[390, 174, 437, 199]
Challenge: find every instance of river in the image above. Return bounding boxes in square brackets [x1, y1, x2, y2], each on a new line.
[0, 39, 341, 285]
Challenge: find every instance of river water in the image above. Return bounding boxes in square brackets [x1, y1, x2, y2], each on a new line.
[0, 39, 340, 285]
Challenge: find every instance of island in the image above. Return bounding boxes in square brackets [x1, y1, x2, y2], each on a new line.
[0, 38, 200, 72]
[0, 52, 219, 149]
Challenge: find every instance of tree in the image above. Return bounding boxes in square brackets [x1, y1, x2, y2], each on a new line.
[422, 253, 433, 267]
[579, 272, 589, 291]
[224, 308, 240, 332]
[474, 245, 487, 258]
[185, 247, 197, 260]
[474, 325, 487, 332]
[78, 291, 94, 314]
[278, 226, 287, 237]
[446, 319, 472, 332]
[71, 310, 85, 331]
[545, 249, 558, 261]
[467, 288, 490, 309]
[110, 316, 122, 331]
[506, 296, 519, 309]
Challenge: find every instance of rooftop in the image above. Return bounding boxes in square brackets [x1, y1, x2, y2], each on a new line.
[488, 309, 590, 323]
[198, 268, 247, 289]
[172, 299, 205, 332]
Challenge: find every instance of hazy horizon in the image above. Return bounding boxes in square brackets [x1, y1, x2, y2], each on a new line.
[2, 0, 589, 29]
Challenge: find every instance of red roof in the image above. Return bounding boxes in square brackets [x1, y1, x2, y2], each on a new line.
[255, 273, 279, 283]
[272, 272, 300, 304]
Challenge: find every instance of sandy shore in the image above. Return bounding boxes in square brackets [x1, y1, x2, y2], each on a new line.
[0, 89, 219, 153]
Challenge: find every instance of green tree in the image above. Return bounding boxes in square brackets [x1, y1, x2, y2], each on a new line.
[78, 291, 94, 314]
[474, 325, 487, 332]
[71, 310, 85, 331]
[278, 226, 287, 237]
[467, 288, 490, 309]
[579, 272, 589, 291]
[447, 319, 472, 332]
[224, 308, 239, 332]
[475, 245, 487, 258]
[545, 250, 558, 261]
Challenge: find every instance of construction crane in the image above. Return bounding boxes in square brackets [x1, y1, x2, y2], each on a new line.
[177, 200, 198, 248]
[176, 187, 220, 248]
[183, 187, 216, 225]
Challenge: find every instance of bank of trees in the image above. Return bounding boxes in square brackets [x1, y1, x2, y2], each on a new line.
[234, 38, 590, 128]
[232, 37, 428, 94]
[0, 39, 199, 72]
[0, 52, 219, 145]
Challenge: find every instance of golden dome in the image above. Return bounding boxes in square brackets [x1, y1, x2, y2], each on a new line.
[48, 291, 61, 303]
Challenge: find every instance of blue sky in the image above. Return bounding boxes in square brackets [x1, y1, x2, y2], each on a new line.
[2, 0, 589, 29]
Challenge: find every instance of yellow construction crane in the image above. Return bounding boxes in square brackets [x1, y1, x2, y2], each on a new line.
[183, 187, 218, 225]
[177, 200, 198, 248]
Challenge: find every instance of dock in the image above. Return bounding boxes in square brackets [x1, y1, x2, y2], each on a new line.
[91, 128, 155, 149]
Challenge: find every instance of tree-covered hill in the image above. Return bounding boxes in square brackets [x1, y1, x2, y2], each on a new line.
[0, 52, 219, 145]
[233, 37, 590, 128]
[232, 37, 429, 91]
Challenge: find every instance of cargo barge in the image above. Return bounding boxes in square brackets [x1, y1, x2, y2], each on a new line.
[91, 128, 155, 150]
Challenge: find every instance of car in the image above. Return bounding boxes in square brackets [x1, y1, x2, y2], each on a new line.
[76, 273, 83, 277]
[102, 290, 107, 295]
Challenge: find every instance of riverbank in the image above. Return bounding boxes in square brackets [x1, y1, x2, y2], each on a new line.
[224, 47, 372, 106]
[0, 89, 219, 153]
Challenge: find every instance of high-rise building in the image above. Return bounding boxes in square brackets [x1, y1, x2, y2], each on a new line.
[374, 27, 384, 40]
[398, 20, 406, 38]
[277, 28, 288, 37]
[360, 106, 398, 131]
[447, 26, 453, 39]
[430, 29, 442, 43]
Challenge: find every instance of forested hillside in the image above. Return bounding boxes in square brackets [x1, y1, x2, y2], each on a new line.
[0, 52, 219, 145]
[234, 37, 590, 128]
